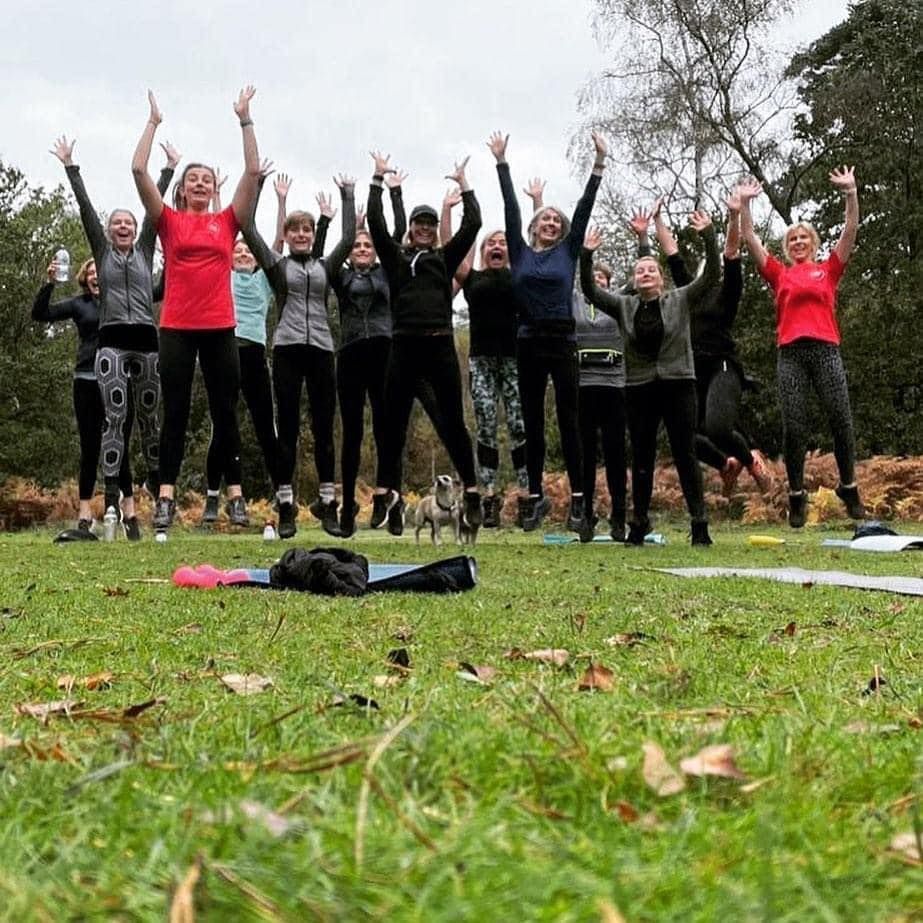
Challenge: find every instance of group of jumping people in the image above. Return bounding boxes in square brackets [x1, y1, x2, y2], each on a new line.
[33, 88, 865, 545]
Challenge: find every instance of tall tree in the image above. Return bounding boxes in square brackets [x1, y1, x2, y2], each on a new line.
[575, 0, 799, 220]
[786, 0, 923, 453]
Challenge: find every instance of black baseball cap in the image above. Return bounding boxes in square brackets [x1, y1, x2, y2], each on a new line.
[409, 204, 438, 224]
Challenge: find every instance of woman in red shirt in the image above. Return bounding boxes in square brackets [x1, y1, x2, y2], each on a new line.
[739, 167, 862, 527]
[131, 89, 262, 532]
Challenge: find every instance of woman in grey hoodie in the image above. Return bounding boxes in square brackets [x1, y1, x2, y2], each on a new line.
[581, 211, 720, 545]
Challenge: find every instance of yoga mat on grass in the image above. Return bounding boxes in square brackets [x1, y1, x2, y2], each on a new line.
[821, 535, 923, 552]
[173, 557, 477, 593]
[658, 566, 923, 598]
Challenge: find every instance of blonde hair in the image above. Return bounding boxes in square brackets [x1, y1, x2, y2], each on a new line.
[76, 258, 95, 290]
[478, 229, 507, 268]
[528, 207, 570, 248]
[783, 222, 821, 263]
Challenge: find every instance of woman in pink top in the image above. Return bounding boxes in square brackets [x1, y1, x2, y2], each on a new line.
[739, 168, 863, 527]
[132, 89, 262, 532]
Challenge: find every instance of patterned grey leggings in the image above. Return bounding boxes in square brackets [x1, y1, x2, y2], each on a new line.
[469, 356, 528, 491]
[95, 347, 161, 479]
[777, 340, 856, 492]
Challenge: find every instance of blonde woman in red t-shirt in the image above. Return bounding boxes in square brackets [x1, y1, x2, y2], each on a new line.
[131, 89, 262, 532]
[738, 168, 863, 528]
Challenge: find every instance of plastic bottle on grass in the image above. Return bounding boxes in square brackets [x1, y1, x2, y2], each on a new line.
[103, 506, 118, 542]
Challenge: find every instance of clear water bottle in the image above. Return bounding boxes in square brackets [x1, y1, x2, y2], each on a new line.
[54, 248, 70, 283]
[103, 506, 118, 542]
[155, 530, 168, 544]
[262, 520, 277, 541]
[644, 532, 667, 545]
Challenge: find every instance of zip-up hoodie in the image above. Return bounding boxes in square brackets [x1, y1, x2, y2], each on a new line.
[243, 186, 356, 352]
[330, 264, 392, 348]
[65, 164, 171, 330]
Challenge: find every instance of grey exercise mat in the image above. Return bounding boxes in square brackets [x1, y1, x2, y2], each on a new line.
[821, 535, 923, 552]
[657, 566, 923, 597]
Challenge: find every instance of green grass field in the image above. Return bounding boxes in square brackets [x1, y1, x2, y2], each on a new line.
[1, 521, 922, 921]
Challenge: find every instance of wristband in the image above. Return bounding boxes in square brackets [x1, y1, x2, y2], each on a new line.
[593, 160, 606, 170]
[372, 173, 384, 182]
[239, 119, 253, 128]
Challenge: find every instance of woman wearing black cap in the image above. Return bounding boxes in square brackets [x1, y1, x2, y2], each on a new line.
[365, 150, 483, 533]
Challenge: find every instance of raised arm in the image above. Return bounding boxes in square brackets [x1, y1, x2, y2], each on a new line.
[441, 188, 474, 286]
[649, 197, 692, 288]
[323, 175, 357, 277]
[442, 157, 482, 277]
[312, 190, 335, 259]
[131, 91, 165, 221]
[273, 173, 291, 253]
[682, 211, 720, 301]
[240, 178, 282, 279]
[230, 86, 261, 226]
[489, 131, 524, 263]
[386, 169, 408, 243]
[51, 136, 107, 261]
[211, 168, 227, 212]
[580, 226, 627, 324]
[737, 178, 768, 272]
[566, 132, 607, 256]
[136, 142, 180, 257]
[32, 261, 77, 322]
[523, 177, 546, 213]
[830, 165, 859, 264]
[367, 150, 401, 279]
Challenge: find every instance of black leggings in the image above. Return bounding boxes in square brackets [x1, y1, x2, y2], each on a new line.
[377, 335, 476, 491]
[207, 342, 278, 491]
[159, 328, 242, 487]
[73, 378, 133, 501]
[695, 358, 753, 471]
[273, 343, 336, 487]
[517, 337, 582, 495]
[337, 337, 390, 506]
[625, 378, 706, 525]
[777, 340, 856, 492]
[578, 385, 626, 521]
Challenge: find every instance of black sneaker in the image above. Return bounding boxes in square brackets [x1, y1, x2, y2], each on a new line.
[278, 501, 297, 539]
[77, 518, 93, 535]
[567, 497, 586, 532]
[202, 494, 219, 524]
[463, 491, 482, 529]
[626, 519, 651, 546]
[370, 490, 398, 529]
[835, 483, 865, 520]
[691, 521, 713, 546]
[609, 518, 626, 542]
[226, 496, 249, 527]
[482, 494, 502, 528]
[788, 491, 807, 529]
[339, 501, 359, 538]
[521, 496, 551, 532]
[153, 497, 176, 530]
[123, 516, 142, 542]
[313, 499, 342, 537]
[387, 498, 406, 536]
[516, 496, 531, 529]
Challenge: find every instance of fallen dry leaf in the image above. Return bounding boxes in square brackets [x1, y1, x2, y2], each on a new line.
[597, 899, 627, 923]
[456, 663, 497, 685]
[372, 674, 403, 689]
[15, 700, 81, 722]
[23, 740, 76, 763]
[169, 856, 202, 923]
[844, 721, 902, 735]
[604, 631, 655, 648]
[522, 649, 570, 667]
[56, 671, 113, 691]
[642, 742, 686, 797]
[174, 623, 203, 635]
[889, 832, 923, 865]
[220, 673, 273, 696]
[503, 647, 525, 660]
[614, 801, 639, 823]
[578, 663, 615, 692]
[103, 586, 129, 598]
[679, 744, 747, 780]
[739, 776, 774, 794]
[68, 697, 167, 723]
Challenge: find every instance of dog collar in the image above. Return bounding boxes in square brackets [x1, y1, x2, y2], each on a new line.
[436, 497, 455, 512]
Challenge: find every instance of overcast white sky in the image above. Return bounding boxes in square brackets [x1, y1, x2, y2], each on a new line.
[3, 0, 849, 241]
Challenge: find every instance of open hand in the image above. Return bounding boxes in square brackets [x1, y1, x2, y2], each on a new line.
[385, 168, 408, 189]
[445, 155, 470, 187]
[591, 130, 608, 161]
[369, 150, 396, 178]
[159, 141, 181, 169]
[736, 178, 762, 202]
[829, 165, 856, 193]
[274, 173, 292, 198]
[316, 191, 336, 220]
[689, 209, 712, 232]
[333, 173, 356, 191]
[628, 208, 650, 237]
[523, 177, 546, 202]
[486, 131, 509, 162]
[443, 188, 462, 209]
[147, 90, 162, 126]
[49, 135, 75, 166]
[233, 85, 256, 121]
[584, 226, 603, 251]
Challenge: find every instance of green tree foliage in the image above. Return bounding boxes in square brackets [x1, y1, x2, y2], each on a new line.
[786, 0, 923, 453]
[0, 163, 89, 485]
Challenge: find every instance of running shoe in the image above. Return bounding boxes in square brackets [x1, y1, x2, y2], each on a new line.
[626, 518, 652, 546]
[278, 501, 296, 539]
[201, 494, 219, 524]
[520, 496, 551, 533]
[77, 518, 93, 535]
[835, 483, 865, 520]
[226, 496, 250, 527]
[463, 491, 482, 529]
[387, 498, 406, 536]
[153, 497, 176, 530]
[310, 499, 342, 537]
[482, 494, 502, 528]
[370, 490, 399, 529]
[691, 521, 713, 546]
[123, 516, 142, 542]
[339, 501, 359, 538]
[788, 491, 807, 529]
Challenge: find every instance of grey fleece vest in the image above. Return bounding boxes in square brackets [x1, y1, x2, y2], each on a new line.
[573, 293, 625, 388]
[272, 257, 334, 352]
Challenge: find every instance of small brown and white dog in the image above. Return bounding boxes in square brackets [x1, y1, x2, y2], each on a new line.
[414, 475, 460, 545]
